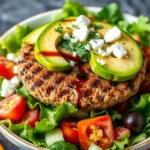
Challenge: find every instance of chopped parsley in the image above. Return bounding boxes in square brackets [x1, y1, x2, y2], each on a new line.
[59, 39, 90, 62]
[88, 32, 100, 40]
[55, 26, 63, 33]
[91, 24, 103, 29]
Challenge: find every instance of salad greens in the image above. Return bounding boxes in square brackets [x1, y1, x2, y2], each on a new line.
[0, 25, 32, 55]
[0, 0, 150, 150]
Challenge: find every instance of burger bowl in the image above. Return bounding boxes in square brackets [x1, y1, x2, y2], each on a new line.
[0, 7, 150, 150]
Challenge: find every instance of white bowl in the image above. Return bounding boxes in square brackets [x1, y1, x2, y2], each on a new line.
[0, 7, 150, 150]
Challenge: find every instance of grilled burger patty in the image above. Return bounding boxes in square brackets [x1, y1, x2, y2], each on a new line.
[17, 44, 146, 111]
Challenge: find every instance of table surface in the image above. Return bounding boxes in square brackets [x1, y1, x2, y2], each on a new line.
[0, 0, 150, 149]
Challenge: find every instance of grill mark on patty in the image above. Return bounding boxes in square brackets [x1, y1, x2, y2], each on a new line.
[46, 85, 54, 94]
[32, 67, 42, 75]
[32, 79, 44, 90]
[42, 71, 53, 80]
[24, 52, 29, 57]
[18, 60, 26, 64]
[25, 75, 32, 81]
[91, 80, 100, 88]
[98, 95, 104, 101]
[58, 89, 69, 97]
[83, 90, 91, 97]
[55, 76, 65, 85]
[128, 82, 134, 91]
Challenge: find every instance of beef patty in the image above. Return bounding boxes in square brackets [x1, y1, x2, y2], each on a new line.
[17, 44, 146, 111]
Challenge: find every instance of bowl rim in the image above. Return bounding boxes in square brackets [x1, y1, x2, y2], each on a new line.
[0, 7, 149, 150]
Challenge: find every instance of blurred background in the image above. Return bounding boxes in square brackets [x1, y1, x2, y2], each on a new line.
[0, 0, 149, 149]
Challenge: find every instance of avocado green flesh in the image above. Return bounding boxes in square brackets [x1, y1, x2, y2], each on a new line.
[35, 20, 74, 71]
[22, 23, 49, 44]
[90, 22, 143, 82]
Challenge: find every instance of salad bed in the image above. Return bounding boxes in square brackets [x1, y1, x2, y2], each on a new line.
[0, 0, 150, 150]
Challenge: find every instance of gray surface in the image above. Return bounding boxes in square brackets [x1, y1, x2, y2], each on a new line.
[0, 0, 149, 149]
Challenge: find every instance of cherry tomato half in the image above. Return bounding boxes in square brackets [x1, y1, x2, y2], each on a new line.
[20, 108, 40, 128]
[0, 94, 26, 122]
[114, 127, 130, 141]
[78, 115, 114, 150]
[61, 120, 79, 144]
[0, 56, 15, 79]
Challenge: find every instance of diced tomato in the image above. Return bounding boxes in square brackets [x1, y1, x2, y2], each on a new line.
[20, 108, 40, 128]
[61, 120, 79, 144]
[114, 127, 130, 141]
[78, 115, 114, 150]
[0, 94, 26, 122]
[115, 100, 130, 114]
[0, 56, 15, 79]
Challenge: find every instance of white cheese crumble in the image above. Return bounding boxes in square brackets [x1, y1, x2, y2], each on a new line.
[0, 76, 21, 97]
[106, 47, 113, 55]
[13, 65, 18, 74]
[70, 61, 76, 67]
[72, 51, 77, 57]
[10, 76, 21, 86]
[111, 43, 127, 58]
[73, 26, 89, 42]
[98, 49, 109, 57]
[0, 79, 15, 97]
[7, 53, 18, 62]
[72, 15, 91, 28]
[85, 44, 91, 51]
[97, 58, 106, 65]
[104, 26, 121, 43]
[89, 39, 104, 50]
[63, 33, 70, 40]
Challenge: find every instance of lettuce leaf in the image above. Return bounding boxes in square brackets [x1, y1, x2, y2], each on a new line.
[107, 136, 129, 150]
[17, 86, 77, 133]
[52, 0, 88, 21]
[0, 25, 32, 54]
[118, 16, 150, 47]
[50, 141, 77, 150]
[96, 3, 123, 24]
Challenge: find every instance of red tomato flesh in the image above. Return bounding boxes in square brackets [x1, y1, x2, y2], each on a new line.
[78, 115, 114, 150]
[61, 120, 79, 144]
[0, 56, 15, 79]
[0, 94, 26, 122]
[20, 108, 40, 128]
[114, 127, 130, 141]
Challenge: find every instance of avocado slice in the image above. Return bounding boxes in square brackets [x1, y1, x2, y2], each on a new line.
[34, 19, 74, 71]
[90, 22, 143, 82]
[22, 23, 49, 44]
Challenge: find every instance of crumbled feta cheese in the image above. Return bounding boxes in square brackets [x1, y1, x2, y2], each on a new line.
[97, 58, 106, 65]
[89, 39, 104, 50]
[10, 76, 20, 86]
[70, 61, 76, 67]
[63, 33, 70, 40]
[111, 43, 127, 58]
[7, 53, 18, 62]
[0, 76, 21, 97]
[13, 65, 18, 74]
[85, 44, 91, 51]
[98, 49, 108, 57]
[90, 27, 95, 31]
[106, 47, 113, 55]
[72, 51, 77, 57]
[0, 79, 15, 97]
[73, 26, 89, 42]
[71, 36, 78, 43]
[104, 26, 121, 43]
[72, 15, 91, 28]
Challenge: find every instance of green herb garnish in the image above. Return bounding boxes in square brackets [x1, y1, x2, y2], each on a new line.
[88, 32, 100, 40]
[55, 26, 63, 33]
